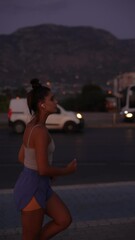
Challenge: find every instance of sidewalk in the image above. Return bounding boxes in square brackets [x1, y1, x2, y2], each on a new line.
[2, 219, 135, 240]
[1, 182, 135, 239]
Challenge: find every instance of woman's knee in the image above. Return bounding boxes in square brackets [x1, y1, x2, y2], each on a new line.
[58, 212, 72, 230]
[46, 192, 72, 229]
[63, 214, 72, 229]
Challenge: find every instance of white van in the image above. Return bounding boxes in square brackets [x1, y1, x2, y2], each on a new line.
[8, 98, 84, 133]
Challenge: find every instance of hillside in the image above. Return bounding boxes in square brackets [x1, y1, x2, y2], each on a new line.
[0, 24, 135, 87]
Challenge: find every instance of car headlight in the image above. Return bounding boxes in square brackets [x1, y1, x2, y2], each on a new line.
[76, 113, 83, 119]
[125, 113, 133, 118]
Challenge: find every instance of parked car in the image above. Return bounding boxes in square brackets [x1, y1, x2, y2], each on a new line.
[120, 109, 135, 122]
[8, 98, 84, 134]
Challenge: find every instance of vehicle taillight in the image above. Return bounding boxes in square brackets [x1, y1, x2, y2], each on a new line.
[8, 108, 12, 119]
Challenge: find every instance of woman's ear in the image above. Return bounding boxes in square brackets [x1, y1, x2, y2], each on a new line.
[38, 102, 45, 109]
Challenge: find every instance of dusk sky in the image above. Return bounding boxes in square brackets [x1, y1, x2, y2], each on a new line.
[0, 0, 135, 39]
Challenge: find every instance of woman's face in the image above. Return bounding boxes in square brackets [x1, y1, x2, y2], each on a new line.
[43, 92, 57, 113]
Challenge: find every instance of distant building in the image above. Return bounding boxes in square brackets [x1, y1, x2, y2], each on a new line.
[118, 72, 135, 91]
[114, 72, 135, 94]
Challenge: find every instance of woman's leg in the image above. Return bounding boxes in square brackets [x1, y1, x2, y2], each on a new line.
[21, 197, 44, 240]
[40, 192, 72, 240]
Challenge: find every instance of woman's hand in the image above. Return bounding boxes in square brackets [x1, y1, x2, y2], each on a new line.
[66, 159, 77, 174]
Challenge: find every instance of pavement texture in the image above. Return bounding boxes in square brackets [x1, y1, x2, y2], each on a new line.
[0, 182, 135, 239]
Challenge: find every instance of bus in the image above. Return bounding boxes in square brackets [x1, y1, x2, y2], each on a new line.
[120, 84, 135, 122]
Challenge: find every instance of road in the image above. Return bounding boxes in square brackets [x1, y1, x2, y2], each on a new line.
[0, 126, 135, 188]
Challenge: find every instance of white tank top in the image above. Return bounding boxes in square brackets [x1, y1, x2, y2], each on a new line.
[24, 125, 55, 170]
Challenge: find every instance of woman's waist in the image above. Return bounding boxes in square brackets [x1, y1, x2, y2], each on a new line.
[23, 166, 38, 173]
[23, 166, 51, 180]
[24, 157, 38, 170]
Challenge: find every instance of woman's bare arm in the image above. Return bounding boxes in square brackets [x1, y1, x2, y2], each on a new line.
[18, 144, 25, 164]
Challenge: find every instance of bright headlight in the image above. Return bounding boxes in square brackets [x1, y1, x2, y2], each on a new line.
[76, 113, 82, 119]
[126, 113, 133, 118]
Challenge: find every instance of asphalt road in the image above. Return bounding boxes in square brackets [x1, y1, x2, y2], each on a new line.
[0, 126, 135, 189]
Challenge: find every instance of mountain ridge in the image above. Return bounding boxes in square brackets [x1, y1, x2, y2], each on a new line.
[0, 24, 135, 87]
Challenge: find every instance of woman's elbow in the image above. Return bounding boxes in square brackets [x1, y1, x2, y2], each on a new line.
[38, 167, 50, 176]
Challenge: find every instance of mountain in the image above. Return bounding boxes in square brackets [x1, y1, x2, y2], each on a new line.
[0, 24, 135, 87]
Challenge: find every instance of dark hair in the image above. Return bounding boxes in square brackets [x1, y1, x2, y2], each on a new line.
[27, 78, 50, 114]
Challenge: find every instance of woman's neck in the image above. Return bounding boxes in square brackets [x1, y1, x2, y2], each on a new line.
[31, 112, 49, 125]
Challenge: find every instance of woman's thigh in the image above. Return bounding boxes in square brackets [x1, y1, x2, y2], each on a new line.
[21, 208, 44, 239]
[23, 197, 41, 211]
[45, 192, 72, 224]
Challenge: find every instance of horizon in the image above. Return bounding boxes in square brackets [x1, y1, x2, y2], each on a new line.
[0, 0, 134, 39]
[0, 23, 134, 41]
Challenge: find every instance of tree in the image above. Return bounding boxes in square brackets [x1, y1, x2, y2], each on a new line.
[80, 84, 106, 111]
[61, 84, 106, 112]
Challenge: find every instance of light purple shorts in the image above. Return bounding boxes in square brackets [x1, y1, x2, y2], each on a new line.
[14, 167, 53, 210]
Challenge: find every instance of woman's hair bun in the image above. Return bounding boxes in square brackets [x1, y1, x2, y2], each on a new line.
[30, 78, 41, 90]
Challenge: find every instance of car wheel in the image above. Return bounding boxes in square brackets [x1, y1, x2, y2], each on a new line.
[13, 121, 26, 134]
[63, 121, 77, 132]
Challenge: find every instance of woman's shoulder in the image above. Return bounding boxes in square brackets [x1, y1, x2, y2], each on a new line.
[29, 124, 47, 134]
[24, 123, 47, 143]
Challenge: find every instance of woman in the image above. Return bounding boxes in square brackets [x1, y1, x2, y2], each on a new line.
[14, 79, 77, 240]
